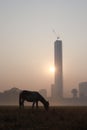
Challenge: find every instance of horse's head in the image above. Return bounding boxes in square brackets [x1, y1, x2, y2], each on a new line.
[44, 101, 49, 111]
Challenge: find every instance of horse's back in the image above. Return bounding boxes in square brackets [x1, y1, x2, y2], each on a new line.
[20, 90, 40, 102]
[21, 90, 39, 96]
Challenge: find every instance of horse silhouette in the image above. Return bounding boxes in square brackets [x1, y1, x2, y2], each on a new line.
[19, 90, 49, 111]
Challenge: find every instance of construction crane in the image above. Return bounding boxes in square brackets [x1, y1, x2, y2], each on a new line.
[52, 29, 59, 40]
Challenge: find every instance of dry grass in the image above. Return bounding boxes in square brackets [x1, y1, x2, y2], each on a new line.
[0, 106, 87, 130]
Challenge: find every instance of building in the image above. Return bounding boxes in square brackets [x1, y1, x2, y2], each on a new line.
[53, 39, 63, 99]
[79, 82, 87, 98]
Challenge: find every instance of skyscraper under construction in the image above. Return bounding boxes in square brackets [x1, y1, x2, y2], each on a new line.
[54, 39, 63, 99]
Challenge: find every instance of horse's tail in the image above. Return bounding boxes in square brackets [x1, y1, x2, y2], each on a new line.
[19, 91, 22, 108]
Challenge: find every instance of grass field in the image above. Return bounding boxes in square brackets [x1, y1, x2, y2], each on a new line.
[0, 106, 87, 130]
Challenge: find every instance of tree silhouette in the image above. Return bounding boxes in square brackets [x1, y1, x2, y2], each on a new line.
[71, 88, 78, 98]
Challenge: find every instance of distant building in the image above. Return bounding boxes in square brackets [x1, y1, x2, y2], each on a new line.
[79, 82, 87, 98]
[53, 39, 63, 99]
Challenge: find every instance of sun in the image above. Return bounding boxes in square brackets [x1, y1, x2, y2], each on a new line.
[49, 66, 55, 73]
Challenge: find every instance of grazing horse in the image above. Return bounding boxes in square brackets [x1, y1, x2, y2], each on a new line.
[19, 90, 49, 111]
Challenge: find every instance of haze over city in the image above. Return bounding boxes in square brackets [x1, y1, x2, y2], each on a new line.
[0, 0, 87, 97]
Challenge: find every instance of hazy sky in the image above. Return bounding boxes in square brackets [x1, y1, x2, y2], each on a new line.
[0, 0, 87, 97]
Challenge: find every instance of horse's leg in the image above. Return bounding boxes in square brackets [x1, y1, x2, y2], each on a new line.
[19, 101, 21, 109]
[21, 99, 24, 108]
[19, 99, 24, 109]
[32, 102, 35, 109]
[36, 101, 38, 109]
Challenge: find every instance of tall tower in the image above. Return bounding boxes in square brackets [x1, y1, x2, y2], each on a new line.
[54, 38, 63, 99]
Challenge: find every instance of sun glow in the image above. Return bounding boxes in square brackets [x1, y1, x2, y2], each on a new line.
[49, 66, 55, 73]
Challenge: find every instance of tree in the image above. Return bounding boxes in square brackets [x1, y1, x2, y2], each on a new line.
[71, 88, 78, 98]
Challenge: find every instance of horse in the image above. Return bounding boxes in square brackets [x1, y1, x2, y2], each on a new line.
[19, 90, 49, 111]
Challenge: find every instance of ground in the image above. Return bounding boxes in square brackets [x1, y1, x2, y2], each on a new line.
[0, 106, 87, 130]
